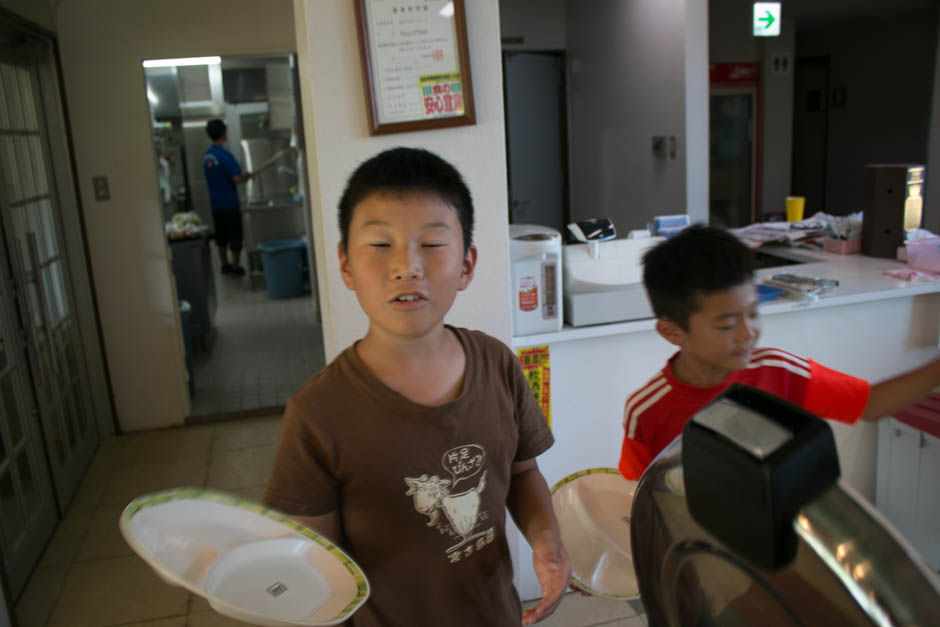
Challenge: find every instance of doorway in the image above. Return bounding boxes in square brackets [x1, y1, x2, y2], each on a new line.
[144, 55, 325, 420]
[791, 56, 830, 215]
[503, 51, 569, 232]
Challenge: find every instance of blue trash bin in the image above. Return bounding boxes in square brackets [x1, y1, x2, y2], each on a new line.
[258, 239, 306, 299]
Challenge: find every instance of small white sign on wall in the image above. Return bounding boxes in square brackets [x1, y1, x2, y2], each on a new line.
[771, 52, 791, 74]
[753, 2, 781, 37]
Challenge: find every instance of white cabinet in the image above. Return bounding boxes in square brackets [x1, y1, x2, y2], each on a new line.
[875, 418, 940, 570]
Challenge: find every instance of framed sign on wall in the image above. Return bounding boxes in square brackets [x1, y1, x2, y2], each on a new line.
[354, 0, 476, 135]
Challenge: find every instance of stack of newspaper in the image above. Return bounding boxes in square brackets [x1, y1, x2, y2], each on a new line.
[730, 219, 828, 249]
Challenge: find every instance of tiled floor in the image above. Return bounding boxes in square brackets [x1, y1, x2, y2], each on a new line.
[14, 417, 647, 627]
[189, 251, 326, 419]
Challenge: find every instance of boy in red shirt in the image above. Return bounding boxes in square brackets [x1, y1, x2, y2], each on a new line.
[620, 225, 940, 480]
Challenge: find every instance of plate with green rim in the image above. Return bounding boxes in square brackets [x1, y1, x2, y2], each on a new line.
[550, 468, 639, 600]
[119, 487, 369, 626]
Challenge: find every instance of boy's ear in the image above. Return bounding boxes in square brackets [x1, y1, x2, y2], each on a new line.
[338, 242, 355, 291]
[457, 244, 477, 291]
[655, 318, 686, 347]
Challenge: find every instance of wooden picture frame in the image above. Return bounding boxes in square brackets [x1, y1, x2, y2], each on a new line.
[354, 0, 476, 135]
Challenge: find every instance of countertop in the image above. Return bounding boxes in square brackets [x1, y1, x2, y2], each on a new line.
[512, 246, 940, 349]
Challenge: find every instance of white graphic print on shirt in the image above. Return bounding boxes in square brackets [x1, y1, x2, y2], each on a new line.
[404, 444, 496, 562]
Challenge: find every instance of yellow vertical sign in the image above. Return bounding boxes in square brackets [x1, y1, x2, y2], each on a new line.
[517, 346, 551, 428]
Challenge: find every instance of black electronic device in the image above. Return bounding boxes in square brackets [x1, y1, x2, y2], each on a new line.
[682, 383, 840, 571]
[566, 218, 616, 243]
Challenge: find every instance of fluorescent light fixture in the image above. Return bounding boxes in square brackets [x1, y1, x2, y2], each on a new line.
[142, 56, 221, 68]
[438, 2, 454, 17]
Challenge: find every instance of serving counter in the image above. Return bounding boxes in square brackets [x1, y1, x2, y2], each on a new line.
[507, 247, 940, 598]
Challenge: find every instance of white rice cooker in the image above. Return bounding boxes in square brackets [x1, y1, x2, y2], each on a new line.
[509, 224, 563, 336]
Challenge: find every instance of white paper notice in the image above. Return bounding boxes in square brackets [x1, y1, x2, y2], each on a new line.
[365, 0, 465, 124]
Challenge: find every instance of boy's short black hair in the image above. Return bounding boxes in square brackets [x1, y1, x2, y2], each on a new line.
[206, 119, 226, 141]
[643, 224, 755, 329]
[338, 147, 474, 251]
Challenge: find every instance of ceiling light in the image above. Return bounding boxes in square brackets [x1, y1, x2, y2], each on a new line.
[142, 56, 221, 68]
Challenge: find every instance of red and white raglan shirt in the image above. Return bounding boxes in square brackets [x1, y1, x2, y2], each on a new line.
[619, 347, 872, 480]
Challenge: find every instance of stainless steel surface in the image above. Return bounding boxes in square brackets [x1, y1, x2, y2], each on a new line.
[241, 136, 296, 205]
[692, 398, 793, 460]
[632, 439, 940, 626]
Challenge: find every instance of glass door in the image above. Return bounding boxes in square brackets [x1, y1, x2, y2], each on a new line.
[0, 222, 56, 598]
[0, 57, 98, 512]
[710, 89, 757, 228]
[0, 36, 100, 597]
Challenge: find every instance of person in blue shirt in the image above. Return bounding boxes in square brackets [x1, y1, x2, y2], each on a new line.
[203, 119, 253, 276]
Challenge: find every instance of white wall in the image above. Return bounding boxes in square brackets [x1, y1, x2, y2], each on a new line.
[56, 0, 296, 432]
[709, 0, 759, 64]
[797, 9, 938, 216]
[499, 0, 566, 50]
[293, 0, 512, 359]
[685, 0, 710, 224]
[759, 17, 796, 218]
[565, 0, 707, 233]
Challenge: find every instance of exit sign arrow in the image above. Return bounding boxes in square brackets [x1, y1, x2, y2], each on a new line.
[758, 10, 775, 30]
[753, 2, 781, 37]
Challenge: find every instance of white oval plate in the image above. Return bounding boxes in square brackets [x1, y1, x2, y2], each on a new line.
[550, 468, 639, 600]
[119, 488, 369, 626]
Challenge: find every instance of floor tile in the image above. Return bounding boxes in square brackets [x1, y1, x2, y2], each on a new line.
[114, 424, 215, 465]
[100, 456, 209, 507]
[187, 608, 255, 627]
[14, 566, 67, 627]
[189, 594, 212, 614]
[225, 484, 267, 503]
[46, 556, 189, 627]
[211, 416, 281, 452]
[66, 451, 118, 513]
[76, 504, 134, 561]
[36, 507, 95, 569]
[122, 618, 186, 627]
[205, 444, 276, 490]
[522, 591, 637, 627]
[191, 253, 324, 420]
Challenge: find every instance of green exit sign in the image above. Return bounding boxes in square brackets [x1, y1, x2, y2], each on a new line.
[753, 2, 781, 37]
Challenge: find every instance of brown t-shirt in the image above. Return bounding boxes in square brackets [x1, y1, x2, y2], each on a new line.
[262, 326, 554, 626]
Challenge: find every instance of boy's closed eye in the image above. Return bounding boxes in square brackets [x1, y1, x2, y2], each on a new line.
[369, 242, 391, 248]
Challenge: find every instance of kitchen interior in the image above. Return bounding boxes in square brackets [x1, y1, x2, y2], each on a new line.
[4, 0, 940, 625]
[143, 54, 325, 420]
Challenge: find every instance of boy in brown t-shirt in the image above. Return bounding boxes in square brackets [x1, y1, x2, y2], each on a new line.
[263, 147, 571, 626]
